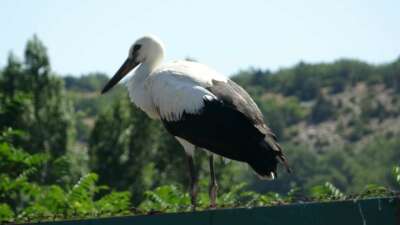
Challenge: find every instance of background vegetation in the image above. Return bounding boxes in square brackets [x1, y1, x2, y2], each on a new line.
[0, 36, 399, 223]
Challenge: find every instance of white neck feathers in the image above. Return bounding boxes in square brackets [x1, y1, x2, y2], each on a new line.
[125, 63, 160, 119]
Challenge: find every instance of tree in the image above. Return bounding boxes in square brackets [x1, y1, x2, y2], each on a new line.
[89, 95, 162, 202]
[0, 36, 75, 184]
[309, 92, 336, 124]
[1, 53, 23, 98]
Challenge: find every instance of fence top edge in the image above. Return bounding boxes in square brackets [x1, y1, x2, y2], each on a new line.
[19, 196, 399, 225]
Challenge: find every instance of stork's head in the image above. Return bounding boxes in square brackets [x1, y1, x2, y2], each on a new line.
[101, 35, 165, 94]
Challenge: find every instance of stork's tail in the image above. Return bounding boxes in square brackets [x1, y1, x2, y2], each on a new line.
[248, 134, 291, 180]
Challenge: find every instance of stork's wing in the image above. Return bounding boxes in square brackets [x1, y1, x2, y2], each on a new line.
[207, 79, 267, 134]
[207, 79, 291, 172]
[148, 61, 290, 175]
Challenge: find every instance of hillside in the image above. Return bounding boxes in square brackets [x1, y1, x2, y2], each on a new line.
[232, 59, 399, 141]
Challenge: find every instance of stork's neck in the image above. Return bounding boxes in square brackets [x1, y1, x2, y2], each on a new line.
[129, 62, 157, 91]
[144, 47, 164, 73]
[127, 61, 161, 120]
[134, 63, 151, 82]
[135, 57, 163, 81]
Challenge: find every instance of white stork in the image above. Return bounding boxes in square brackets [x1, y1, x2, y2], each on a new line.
[101, 35, 291, 208]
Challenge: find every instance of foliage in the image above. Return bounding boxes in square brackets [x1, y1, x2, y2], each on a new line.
[309, 182, 345, 201]
[357, 184, 392, 198]
[19, 173, 131, 220]
[0, 130, 131, 223]
[64, 73, 109, 92]
[256, 95, 308, 139]
[134, 178, 398, 215]
[0, 36, 75, 185]
[309, 93, 337, 123]
[232, 59, 389, 101]
[2, 176, 398, 223]
[88, 96, 164, 203]
[139, 185, 191, 212]
[394, 166, 400, 185]
[0, 204, 14, 221]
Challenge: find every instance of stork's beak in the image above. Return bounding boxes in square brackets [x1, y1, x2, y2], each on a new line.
[101, 57, 140, 94]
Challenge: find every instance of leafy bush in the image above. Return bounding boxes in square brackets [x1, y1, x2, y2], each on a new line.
[309, 182, 345, 201]
[139, 185, 191, 212]
[0, 130, 131, 224]
[1, 128, 398, 223]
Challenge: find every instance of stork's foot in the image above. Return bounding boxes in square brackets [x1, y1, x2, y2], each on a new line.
[209, 183, 218, 208]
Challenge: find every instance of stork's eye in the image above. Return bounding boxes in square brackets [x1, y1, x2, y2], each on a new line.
[133, 44, 141, 52]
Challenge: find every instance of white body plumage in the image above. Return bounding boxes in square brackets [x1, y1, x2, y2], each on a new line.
[126, 60, 227, 121]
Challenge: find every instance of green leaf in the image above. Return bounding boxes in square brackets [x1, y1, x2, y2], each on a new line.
[0, 203, 14, 222]
[95, 191, 131, 215]
[359, 184, 391, 198]
[309, 182, 345, 201]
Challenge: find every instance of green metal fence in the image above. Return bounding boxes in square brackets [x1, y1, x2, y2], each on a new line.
[25, 197, 398, 225]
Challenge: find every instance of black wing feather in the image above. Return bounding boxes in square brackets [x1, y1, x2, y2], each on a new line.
[162, 79, 291, 176]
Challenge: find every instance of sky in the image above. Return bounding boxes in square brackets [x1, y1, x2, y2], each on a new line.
[0, 0, 399, 77]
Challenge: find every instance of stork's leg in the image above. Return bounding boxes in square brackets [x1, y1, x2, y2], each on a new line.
[208, 154, 218, 208]
[175, 137, 198, 210]
[186, 154, 197, 210]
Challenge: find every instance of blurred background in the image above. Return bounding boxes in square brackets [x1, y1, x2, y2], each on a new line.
[1, 0, 400, 218]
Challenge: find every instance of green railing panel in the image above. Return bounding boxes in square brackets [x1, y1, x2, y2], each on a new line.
[25, 197, 398, 225]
